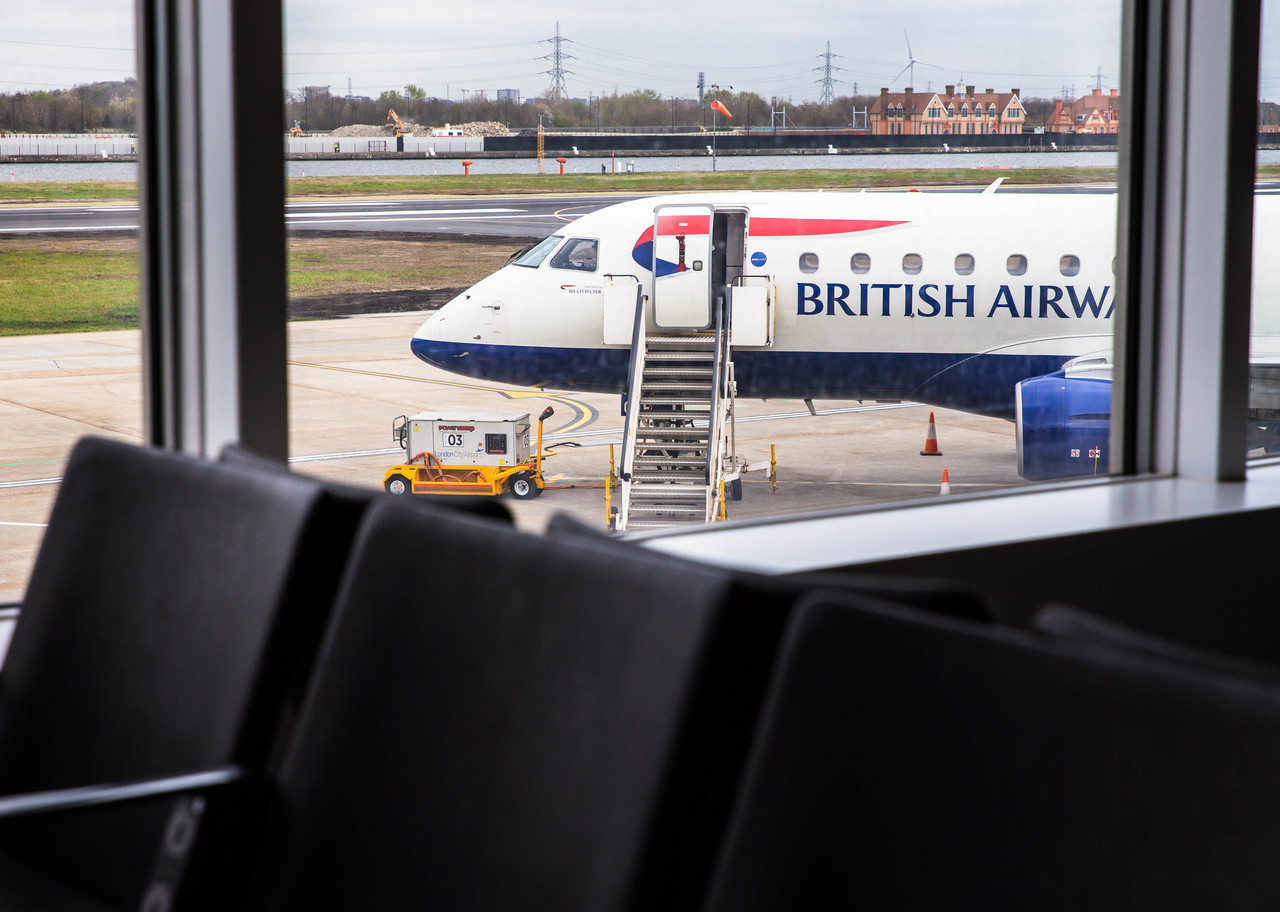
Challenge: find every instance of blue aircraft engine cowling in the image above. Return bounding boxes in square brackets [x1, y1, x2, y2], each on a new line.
[1015, 370, 1112, 481]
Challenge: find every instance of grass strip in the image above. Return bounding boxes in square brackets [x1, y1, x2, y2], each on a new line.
[2, 164, 1277, 203]
[0, 245, 138, 335]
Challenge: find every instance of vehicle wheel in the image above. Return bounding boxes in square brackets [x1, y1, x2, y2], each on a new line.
[385, 473, 410, 495]
[509, 472, 542, 499]
[728, 478, 743, 501]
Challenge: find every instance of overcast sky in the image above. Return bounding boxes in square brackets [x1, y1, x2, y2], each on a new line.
[3, 1, 1279, 103]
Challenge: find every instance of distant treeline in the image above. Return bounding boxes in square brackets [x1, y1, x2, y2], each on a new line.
[16, 79, 1277, 136]
[1, 79, 1069, 136]
[286, 85, 1069, 135]
[1, 81, 137, 134]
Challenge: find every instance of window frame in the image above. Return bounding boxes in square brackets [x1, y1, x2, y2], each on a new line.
[133, 0, 1268, 583]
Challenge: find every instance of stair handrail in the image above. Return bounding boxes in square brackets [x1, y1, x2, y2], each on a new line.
[704, 292, 731, 520]
[616, 284, 647, 531]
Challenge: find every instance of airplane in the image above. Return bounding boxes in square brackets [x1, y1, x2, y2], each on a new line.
[410, 186, 1280, 481]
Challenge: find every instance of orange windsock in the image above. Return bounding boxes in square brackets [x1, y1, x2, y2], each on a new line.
[710, 99, 733, 118]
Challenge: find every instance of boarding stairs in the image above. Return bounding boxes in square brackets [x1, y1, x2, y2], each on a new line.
[615, 299, 732, 532]
[606, 203, 775, 533]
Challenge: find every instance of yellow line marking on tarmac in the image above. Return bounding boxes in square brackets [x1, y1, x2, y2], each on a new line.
[287, 359, 598, 434]
[552, 205, 595, 222]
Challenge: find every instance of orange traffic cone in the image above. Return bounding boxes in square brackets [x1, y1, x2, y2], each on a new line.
[920, 411, 942, 456]
[940, 469, 951, 495]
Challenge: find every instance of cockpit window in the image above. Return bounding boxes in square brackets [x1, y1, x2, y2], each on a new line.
[550, 238, 599, 272]
[512, 235, 563, 268]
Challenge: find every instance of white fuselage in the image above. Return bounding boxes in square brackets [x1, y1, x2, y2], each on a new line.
[410, 188, 1279, 418]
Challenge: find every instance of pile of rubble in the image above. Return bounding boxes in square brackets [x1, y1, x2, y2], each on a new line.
[458, 122, 511, 137]
[329, 121, 512, 138]
[331, 123, 406, 137]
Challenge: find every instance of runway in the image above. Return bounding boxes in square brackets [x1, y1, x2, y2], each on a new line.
[0, 195, 635, 238]
[0, 313, 1027, 603]
[0, 183, 1140, 238]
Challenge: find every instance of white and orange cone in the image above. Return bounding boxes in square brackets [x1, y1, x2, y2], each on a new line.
[940, 469, 951, 495]
[920, 411, 942, 456]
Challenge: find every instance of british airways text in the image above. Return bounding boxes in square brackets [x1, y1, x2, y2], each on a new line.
[796, 283, 1114, 319]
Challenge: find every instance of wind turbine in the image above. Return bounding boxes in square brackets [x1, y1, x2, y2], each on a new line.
[893, 31, 925, 88]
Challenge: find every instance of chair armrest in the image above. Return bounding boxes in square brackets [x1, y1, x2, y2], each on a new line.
[0, 766, 245, 819]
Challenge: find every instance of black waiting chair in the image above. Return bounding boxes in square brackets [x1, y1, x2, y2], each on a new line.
[232, 496, 850, 912]
[547, 512, 993, 622]
[704, 592, 1280, 912]
[0, 436, 378, 909]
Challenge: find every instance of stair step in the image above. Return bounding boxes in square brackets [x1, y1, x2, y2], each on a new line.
[634, 456, 705, 467]
[626, 519, 708, 529]
[633, 446, 706, 454]
[632, 463, 706, 473]
[647, 334, 714, 345]
[640, 398, 713, 408]
[632, 458, 711, 466]
[642, 380, 713, 390]
[632, 481, 711, 489]
[632, 438, 706, 448]
[634, 427, 707, 438]
[634, 444, 706, 454]
[643, 350, 715, 362]
[629, 483, 709, 497]
[629, 503, 706, 513]
[642, 368, 715, 379]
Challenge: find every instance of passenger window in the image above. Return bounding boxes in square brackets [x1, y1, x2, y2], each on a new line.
[902, 253, 923, 275]
[550, 238, 598, 272]
[1007, 254, 1028, 276]
[799, 252, 819, 274]
[955, 253, 975, 276]
[851, 253, 871, 274]
[1060, 255, 1081, 277]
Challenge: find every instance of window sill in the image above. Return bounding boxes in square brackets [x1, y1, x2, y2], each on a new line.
[636, 463, 1280, 574]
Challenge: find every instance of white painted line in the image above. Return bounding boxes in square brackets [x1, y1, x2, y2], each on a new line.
[286, 207, 522, 219]
[0, 206, 139, 213]
[0, 225, 136, 233]
[284, 214, 561, 226]
[0, 521, 48, 527]
[289, 447, 401, 463]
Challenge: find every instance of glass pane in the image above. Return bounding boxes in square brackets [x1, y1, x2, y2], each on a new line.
[1251, 0, 1280, 459]
[0, 7, 139, 601]
[282, 3, 1120, 531]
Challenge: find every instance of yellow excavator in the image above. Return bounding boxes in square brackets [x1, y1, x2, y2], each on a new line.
[386, 108, 409, 137]
[386, 108, 411, 151]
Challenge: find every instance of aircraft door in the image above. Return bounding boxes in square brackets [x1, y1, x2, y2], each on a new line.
[603, 274, 643, 344]
[651, 204, 714, 329]
[731, 278, 775, 346]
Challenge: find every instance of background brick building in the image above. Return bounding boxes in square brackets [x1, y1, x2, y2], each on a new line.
[869, 85, 1024, 136]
